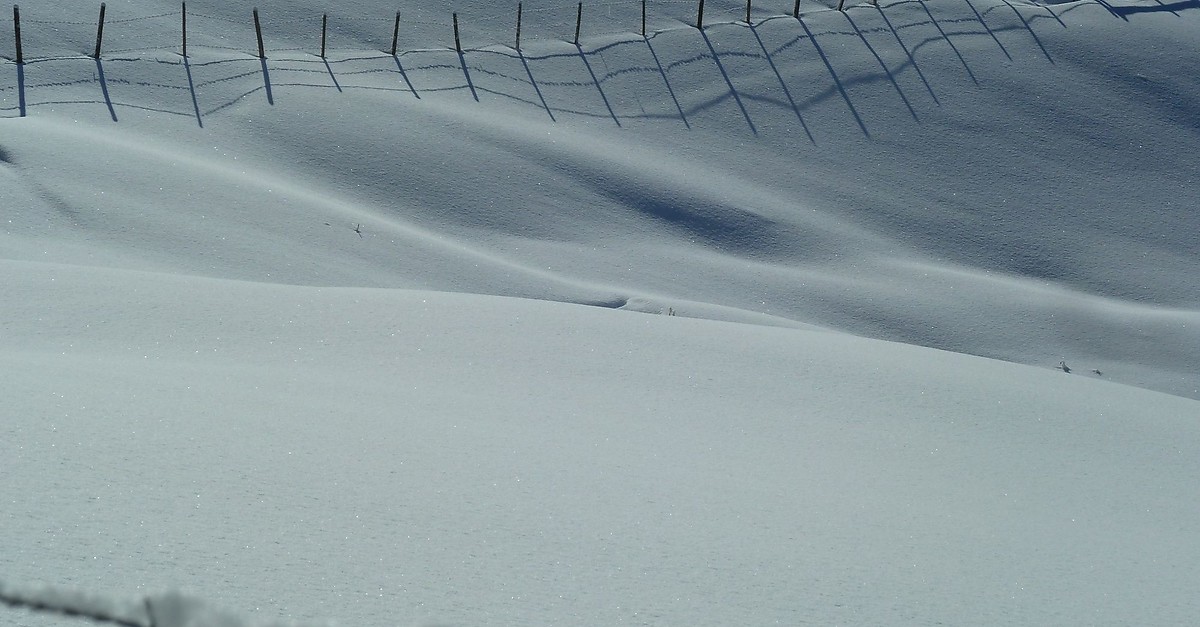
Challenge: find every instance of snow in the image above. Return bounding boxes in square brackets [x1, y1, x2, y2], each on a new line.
[2, 0, 1199, 625]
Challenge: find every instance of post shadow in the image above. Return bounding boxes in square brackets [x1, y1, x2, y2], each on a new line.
[964, 0, 1013, 61]
[1043, 3, 1068, 28]
[518, 49, 555, 121]
[322, 58, 343, 92]
[183, 56, 203, 127]
[843, 12, 918, 122]
[699, 28, 756, 135]
[1092, 0, 1131, 20]
[798, 18, 868, 138]
[260, 57, 274, 104]
[875, 3, 939, 105]
[749, 24, 813, 142]
[392, 55, 420, 98]
[915, 0, 979, 82]
[644, 36, 689, 129]
[458, 50, 479, 102]
[576, 44, 620, 127]
[94, 58, 117, 121]
[17, 63, 26, 117]
[1002, 0, 1053, 64]
[1149, 0, 1185, 15]
[1098, 0, 1198, 16]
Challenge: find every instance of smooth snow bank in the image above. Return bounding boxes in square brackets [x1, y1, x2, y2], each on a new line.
[3, 260, 1199, 625]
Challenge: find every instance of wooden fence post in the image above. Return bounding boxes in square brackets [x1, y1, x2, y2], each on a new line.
[320, 13, 327, 57]
[453, 12, 461, 53]
[253, 7, 265, 58]
[574, 2, 582, 45]
[836, 0, 846, 10]
[13, 5, 22, 65]
[515, 2, 522, 50]
[745, 0, 751, 24]
[391, 11, 400, 55]
[93, 2, 106, 59]
[793, 0, 800, 18]
[696, 0, 704, 29]
[181, 2, 187, 57]
[641, 0, 646, 37]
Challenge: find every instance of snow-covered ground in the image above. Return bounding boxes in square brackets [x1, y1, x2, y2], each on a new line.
[3, 0, 1198, 624]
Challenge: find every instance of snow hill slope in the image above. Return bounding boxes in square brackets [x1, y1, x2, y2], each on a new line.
[1, 0, 1198, 397]
[2, 0, 1200, 625]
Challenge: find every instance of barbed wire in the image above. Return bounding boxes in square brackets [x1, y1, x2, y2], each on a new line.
[19, 18, 98, 25]
[204, 44, 254, 52]
[110, 11, 181, 24]
[186, 11, 245, 25]
[103, 46, 172, 55]
[321, 15, 396, 24]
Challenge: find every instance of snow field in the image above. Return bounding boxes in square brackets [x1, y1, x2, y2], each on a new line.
[2, 0, 1199, 624]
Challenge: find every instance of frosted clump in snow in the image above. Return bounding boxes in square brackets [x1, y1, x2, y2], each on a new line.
[0, 580, 149, 627]
[144, 592, 252, 627]
[0, 581, 328, 627]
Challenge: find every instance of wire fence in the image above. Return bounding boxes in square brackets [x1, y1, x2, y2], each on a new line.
[0, 0, 858, 62]
[0, 0, 1090, 127]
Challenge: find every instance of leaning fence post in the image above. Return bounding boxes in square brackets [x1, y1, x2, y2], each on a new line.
[181, 2, 187, 57]
[390, 11, 400, 55]
[836, 0, 846, 10]
[93, 2, 106, 59]
[320, 13, 327, 57]
[453, 12, 461, 53]
[574, 2, 582, 45]
[793, 0, 800, 18]
[696, 0, 704, 29]
[253, 7, 265, 58]
[745, 0, 751, 23]
[515, 2, 522, 50]
[13, 5, 22, 64]
[641, 0, 646, 37]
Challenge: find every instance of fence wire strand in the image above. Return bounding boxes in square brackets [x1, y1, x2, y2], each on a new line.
[109, 11, 181, 24]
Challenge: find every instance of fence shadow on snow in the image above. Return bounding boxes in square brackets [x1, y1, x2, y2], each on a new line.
[0, 0, 1174, 132]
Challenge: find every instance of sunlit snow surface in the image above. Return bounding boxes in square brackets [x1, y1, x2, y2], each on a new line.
[2, 0, 1199, 624]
